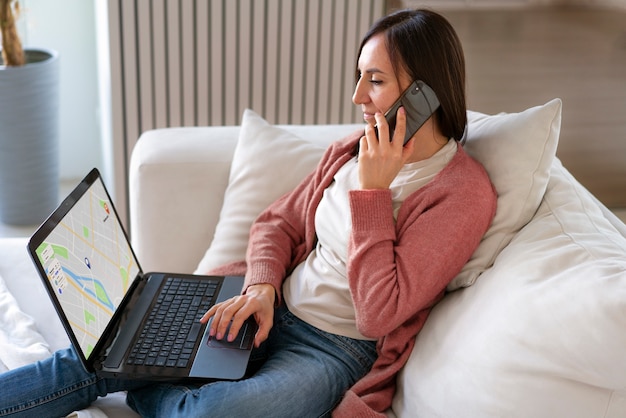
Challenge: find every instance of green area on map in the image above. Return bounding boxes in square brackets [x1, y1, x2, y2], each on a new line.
[84, 309, 96, 326]
[94, 282, 112, 308]
[120, 267, 129, 289]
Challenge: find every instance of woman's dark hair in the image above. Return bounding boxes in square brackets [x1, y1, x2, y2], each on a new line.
[356, 9, 467, 142]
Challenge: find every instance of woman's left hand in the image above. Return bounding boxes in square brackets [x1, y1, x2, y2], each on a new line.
[358, 107, 415, 190]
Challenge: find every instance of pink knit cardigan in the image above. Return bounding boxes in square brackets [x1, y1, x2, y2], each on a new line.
[208, 130, 497, 416]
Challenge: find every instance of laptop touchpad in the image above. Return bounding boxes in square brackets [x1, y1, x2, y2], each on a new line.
[207, 317, 256, 350]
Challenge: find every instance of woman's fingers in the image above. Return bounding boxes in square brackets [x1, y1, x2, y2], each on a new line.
[200, 285, 275, 347]
[358, 108, 409, 190]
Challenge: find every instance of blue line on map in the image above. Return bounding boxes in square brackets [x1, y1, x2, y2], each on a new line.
[61, 267, 115, 312]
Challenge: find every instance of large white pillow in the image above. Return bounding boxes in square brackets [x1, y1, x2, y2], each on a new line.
[392, 159, 626, 417]
[448, 98, 561, 289]
[194, 109, 327, 274]
[196, 100, 562, 292]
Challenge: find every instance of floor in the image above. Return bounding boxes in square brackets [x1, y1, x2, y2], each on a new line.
[1, 5, 625, 237]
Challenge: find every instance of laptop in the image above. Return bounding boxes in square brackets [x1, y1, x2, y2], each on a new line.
[28, 168, 257, 381]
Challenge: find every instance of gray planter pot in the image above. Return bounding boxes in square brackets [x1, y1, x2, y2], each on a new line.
[0, 48, 60, 225]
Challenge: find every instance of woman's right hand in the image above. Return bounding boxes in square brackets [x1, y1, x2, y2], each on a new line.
[358, 107, 415, 190]
[200, 283, 275, 348]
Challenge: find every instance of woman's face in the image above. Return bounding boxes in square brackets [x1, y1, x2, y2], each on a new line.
[353, 34, 412, 126]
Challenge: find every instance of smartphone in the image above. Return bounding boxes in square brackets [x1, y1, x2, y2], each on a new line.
[378, 80, 440, 145]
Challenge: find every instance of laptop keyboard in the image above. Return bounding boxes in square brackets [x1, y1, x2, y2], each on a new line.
[126, 277, 218, 368]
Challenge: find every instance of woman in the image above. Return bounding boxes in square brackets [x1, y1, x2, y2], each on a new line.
[0, 9, 496, 418]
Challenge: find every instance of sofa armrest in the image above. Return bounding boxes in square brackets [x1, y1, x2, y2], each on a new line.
[129, 126, 239, 274]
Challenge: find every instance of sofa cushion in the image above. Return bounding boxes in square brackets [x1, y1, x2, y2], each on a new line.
[392, 159, 626, 417]
[452, 98, 562, 289]
[195, 109, 328, 274]
[196, 101, 562, 293]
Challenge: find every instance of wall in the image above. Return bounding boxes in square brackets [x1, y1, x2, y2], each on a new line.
[8, 0, 625, 192]
[399, 0, 626, 8]
[102, 0, 386, 222]
[565, 0, 626, 9]
[15, 0, 102, 182]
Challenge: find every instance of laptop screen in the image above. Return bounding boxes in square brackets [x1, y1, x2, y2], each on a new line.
[31, 171, 140, 358]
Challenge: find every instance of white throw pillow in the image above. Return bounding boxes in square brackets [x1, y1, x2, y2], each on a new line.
[194, 109, 327, 274]
[449, 98, 561, 289]
[392, 159, 626, 417]
[196, 100, 562, 292]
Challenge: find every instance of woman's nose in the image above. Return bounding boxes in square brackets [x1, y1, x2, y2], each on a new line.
[352, 79, 368, 105]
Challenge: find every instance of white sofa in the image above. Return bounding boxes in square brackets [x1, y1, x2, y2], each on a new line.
[1, 99, 625, 417]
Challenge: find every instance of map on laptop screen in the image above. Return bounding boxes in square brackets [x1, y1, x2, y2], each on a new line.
[33, 178, 140, 358]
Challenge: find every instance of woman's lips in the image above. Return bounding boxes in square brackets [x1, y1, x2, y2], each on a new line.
[362, 112, 376, 122]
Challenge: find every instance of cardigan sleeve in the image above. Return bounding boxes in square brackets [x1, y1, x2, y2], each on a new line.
[243, 131, 363, 301]
[346, 147, 497, 338]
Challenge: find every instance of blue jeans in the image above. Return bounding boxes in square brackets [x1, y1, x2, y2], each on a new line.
[0, 306, 377, 417]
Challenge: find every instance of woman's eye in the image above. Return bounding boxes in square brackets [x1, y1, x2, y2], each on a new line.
[370, 79, 382, 85]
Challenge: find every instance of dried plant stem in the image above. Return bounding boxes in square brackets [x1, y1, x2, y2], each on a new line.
[0, 0, 25, 66]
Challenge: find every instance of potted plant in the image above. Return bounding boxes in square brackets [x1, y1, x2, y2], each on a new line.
[0, 0, 60, 225]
